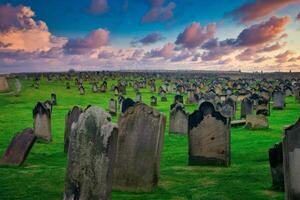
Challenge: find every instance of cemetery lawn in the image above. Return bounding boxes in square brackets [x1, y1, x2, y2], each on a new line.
[0, 78, 299, 200]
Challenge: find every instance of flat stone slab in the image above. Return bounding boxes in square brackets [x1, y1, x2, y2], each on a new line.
[231, 120, 246, 127]
[0, 128, 36, 166]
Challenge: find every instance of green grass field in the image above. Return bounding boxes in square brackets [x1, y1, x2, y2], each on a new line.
[0, 78, 299, 200]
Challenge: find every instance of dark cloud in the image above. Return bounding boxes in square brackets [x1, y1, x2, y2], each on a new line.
[132, 32, 164, 46]
[141, 0, 176, 23]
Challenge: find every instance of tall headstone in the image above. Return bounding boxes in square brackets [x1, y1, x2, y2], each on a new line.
[64, 106, 83, 153]
[113, 103, 166, 192]
[64, 106, 118, 200]
[0, 128, 36, 166]
[269, 142, 284, 191]
[33, 102, 52, 143]
[273, 90, 285, 110]
[109, 98, 117, 116]
[169, 104, 188, 135]
[188, 101, 230, 166]
[241, 97, 253, 119]
[283, 118, 300, 200]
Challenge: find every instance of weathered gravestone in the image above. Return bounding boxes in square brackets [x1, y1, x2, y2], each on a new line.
[121, 98, 135, 113]
[241, 97, 253, 119]
[79, 85, 85, 95]
[245, 114, 269, 129]
[135, 92, 142, 103]
[273, 90, 285, 110]
[0, 128, 36, 166]
[64, 106, 118, 200]
[113, 103, 166, 192]
[109, 98, 117, 116]
[150, 96, 157, 106]
[33, 102, 52, 142]
[283, 118, 300, 200]
[169, 104, 188, 135]
[269, 142, 284, 191]
[64, 106, 83, 153]
[188, 101, 230, 166]
[0, 76, 9, 92]
[160, 90, 167, 102]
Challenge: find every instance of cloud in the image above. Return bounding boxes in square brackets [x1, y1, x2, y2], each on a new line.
[146, 42, 175, 59]
[0, 4, 66, 52]
[201, 38, 235, 61]
[297, 12, 300, 20]
[141, 0, 176, 23]
[257, 42, 285, 53]
[288, 55, 300, 62]
[254, 56, 270, 63]
[175, 22, 216, 49]
[218, 58, 232, 65]
[132, 32, 164, 46]
[88, 0, 109, 15]
[63, 29, 109, 54]
[236, 48, 257, 61]
[170, 49, 192, 62]
[235, 16, 290, 47]
[226, 0, 300, 24]
[275, 50, 294, 63]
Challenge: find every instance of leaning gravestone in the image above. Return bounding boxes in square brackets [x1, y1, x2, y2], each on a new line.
[113, 103, 166, 192]
[64, 106, 118, 200]
[64, 106, 83, 153]
[283, 118, 300, 200]
[0, 128, 36, 166]
[169, 104, 188, 135]
[269, 142, 284, 191]
[33, 102, 52, 143]
[188, 101, 230, 166]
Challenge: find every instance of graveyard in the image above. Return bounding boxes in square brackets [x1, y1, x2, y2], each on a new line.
[0, 72, 299, 200]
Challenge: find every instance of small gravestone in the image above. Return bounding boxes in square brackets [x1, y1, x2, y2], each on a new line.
[66, 82, 70, 89]
[51, 93, 57, 105]
[0, 128, 36, 166]
[245, 114, 268, 129]
[241, 97, 253, 119]
[64, 106, 118, 200]
[100, 83, 107, 93]
[92, 83, 98, 93]
[256, 98, 270, 116]
[109, 98, 117, 116]
[135, 92, 142, 103]
[150, 96, 157, 106]
[188, 101, 230, 166]
[33, 102, 52, 143]
[160, 90, 167, 102]
[269, 142, 284, 191]
[187, 90, 196, 104]
[169, 104, 188, 135]
[64, 106, 83, 153]
[113, 103, 166, 192]
[273, 90, 285, 110]
[283, 118, 300, 200]
[79, 85, 85, 95]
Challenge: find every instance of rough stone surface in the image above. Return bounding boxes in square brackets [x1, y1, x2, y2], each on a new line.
[64, 106, 83, 153]
[0, 76, 9, 92]
[33, 102, 52, 142]
[245, 114, 269, 129]
[64, 106, 118, 200]
[0, 128, 36, 166]
[188, 101, 230, 166]
[113, 103, 166, 192]
[272, 91, 285, 109]
[240, 97, 253, 119]
[283, 117, 300, 200]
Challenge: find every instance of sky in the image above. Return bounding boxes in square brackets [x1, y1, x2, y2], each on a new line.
[0, 0, 300, 73]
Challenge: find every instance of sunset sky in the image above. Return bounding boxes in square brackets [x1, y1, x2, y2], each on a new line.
[0, 0, 300, 73]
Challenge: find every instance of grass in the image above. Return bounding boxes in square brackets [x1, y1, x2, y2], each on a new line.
[0, 77, 299, 200]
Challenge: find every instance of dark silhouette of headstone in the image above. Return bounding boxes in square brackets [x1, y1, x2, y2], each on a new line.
[150, 96, 157, 106]
[0, 128, 36, 166]
[241, 97, 253, 119]
[121, 98, 135, 113]
[51, 93, 57, 105]
[269, 142, 284, 191]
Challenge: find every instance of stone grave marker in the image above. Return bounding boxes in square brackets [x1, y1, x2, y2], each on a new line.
[241, 97, 253, 119]
[269, 142, 284, 191]
[273, 90, 285, 110]
[109, 98, 117, 116]
[150, 96, 157, 106]
[33, 102, 52, 143]
[169, 104, 188, 135]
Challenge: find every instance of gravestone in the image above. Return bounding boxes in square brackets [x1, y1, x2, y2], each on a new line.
[64, 106, 118, 200]
[66, 82, 70, 89]
[113, 103, 166, 192]
[187, 90, 196, 104]
[79, 85, 85, 95]
[283, 118, 300, 200]
[0, 76, 9, 92]
[64, 106, 83, 153]
[273, 90, 285, 110]
[256, 98, 270, 116]
[245, 114, 268, 129]
[269, 142, 284, 191]
[188, 101, 230, 166]
[44, 100, 53, 114]
[121, 98, 135, 113]
[51, 93, 57, 105]
[109, 98, 117, 116]
[0, 128, 36, 166]
[169, 104, 188, 135]
[33, 102, 52, 143]
[160, 90, 167, 102]
[241, 97, 253, 119]
[135, 92, 142, 103]
[150, 96, 157, 106]
[174, 95, 183, 104]
[92, 83, 98, 93]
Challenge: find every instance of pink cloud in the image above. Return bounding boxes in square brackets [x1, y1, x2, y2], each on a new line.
[226, 0, 300, 24]
[297, 12, 300, 20]
[141, 0, 176, 23]
[257, 42, 285, 53]
[146, 42, 175, 59]
[88, 0, 109, 15]
[132, 32, 164, 46]
[236, 48, 257, 61]
[64, 29, 109, 54]
[275, 50, 294, 63]
[254, 56, 270, 63]
[236, 16, 290, 47]
[175, 22, 216, 49]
